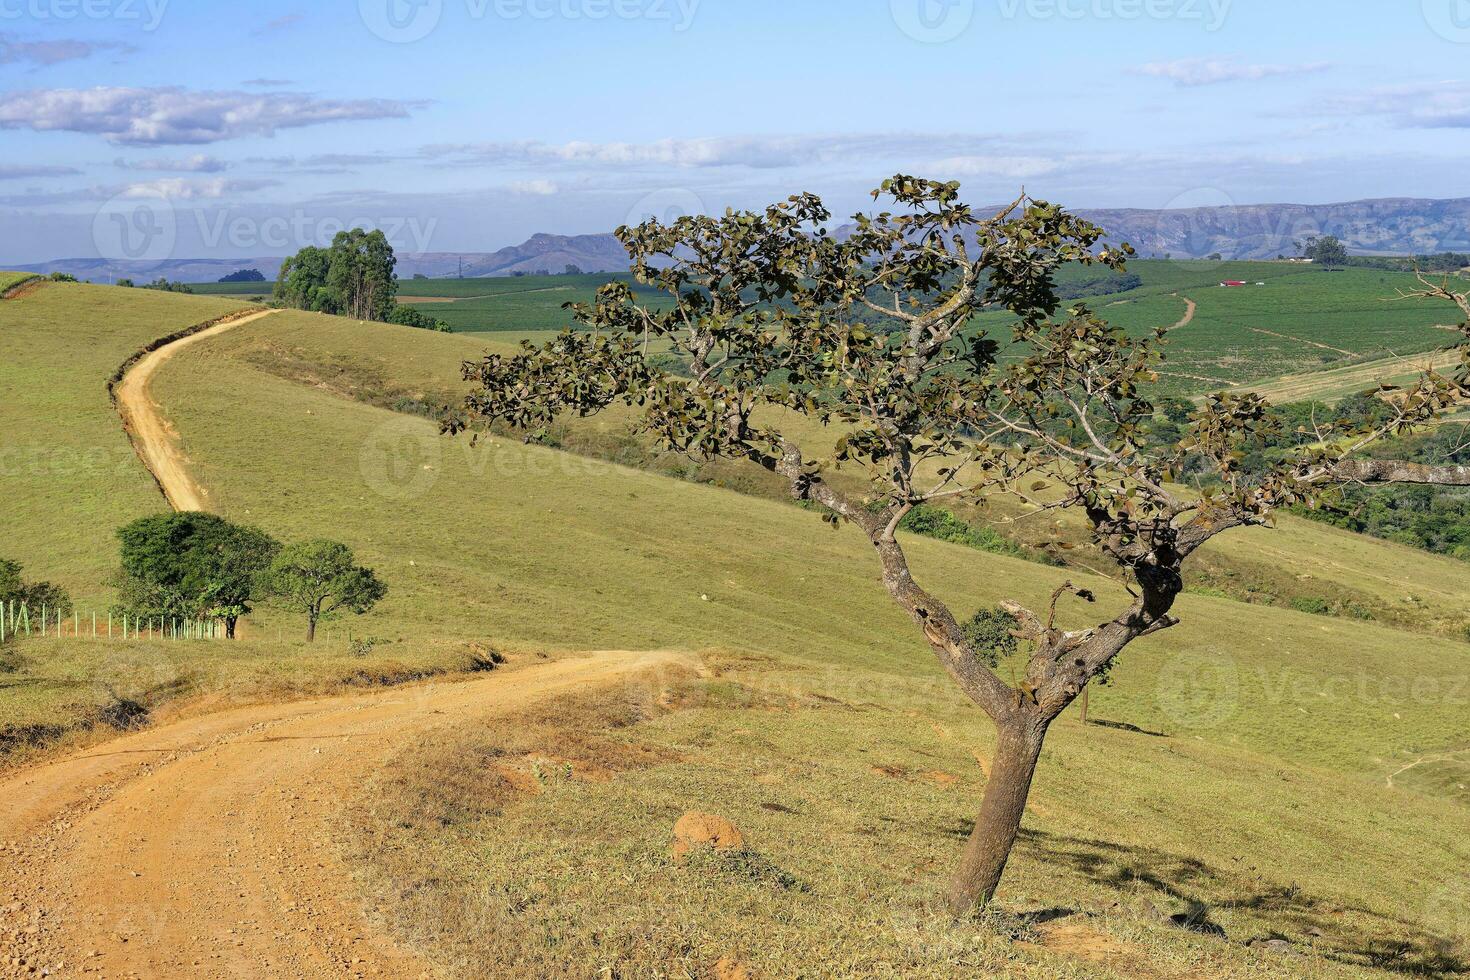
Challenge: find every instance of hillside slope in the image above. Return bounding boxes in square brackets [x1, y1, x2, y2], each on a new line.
[143, 306, 1470, 976]
[2, 291, 1467, 976]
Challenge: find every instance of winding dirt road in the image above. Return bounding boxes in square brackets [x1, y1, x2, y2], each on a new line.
[114, 309, 277, 512]
[0, 651, 687, 978]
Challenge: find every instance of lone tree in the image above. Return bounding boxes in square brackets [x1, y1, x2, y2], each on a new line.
[115, 513, 279, 638]
[1301, 234, 1350, 268]
[453, 177, 1470, 914]
[261, 540, 386, 642]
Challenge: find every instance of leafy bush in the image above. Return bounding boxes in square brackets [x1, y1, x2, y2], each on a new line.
[1289, 596, 1331, 616]
[47, 272, 77, 282]
[961, 608, 1021, 668]
[898, 505, 1041, 562]
[387, 304, 451, 332]
[0, 558, 72, 617]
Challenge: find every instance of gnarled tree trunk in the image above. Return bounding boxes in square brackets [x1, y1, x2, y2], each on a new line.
[946, 717, 1048, 914]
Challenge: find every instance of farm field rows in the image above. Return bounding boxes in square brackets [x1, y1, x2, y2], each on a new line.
[189, 260, 1459, 399]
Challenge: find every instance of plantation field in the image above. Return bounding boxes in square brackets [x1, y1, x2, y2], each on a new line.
[4, 290, 1469, 976]
[187, 279, 274, 297]
[362, 261, 1460, 397]
[190, 261, 1460, 402]
[977, 262, 1456, 396]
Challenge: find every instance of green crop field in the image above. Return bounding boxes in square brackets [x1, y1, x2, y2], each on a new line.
[192, 261, 1461, 402]
[6, 286, 1469, 977]
[974, 262, 1456, 396]
[185, 280, 274, 297]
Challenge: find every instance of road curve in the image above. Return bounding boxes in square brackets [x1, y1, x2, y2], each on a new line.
[0, 651, 689, 979]
[115, 309, 277, 512]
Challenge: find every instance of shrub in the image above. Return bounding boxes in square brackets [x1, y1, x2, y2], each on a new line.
[1289, 596, 1331, 616]
[387, 304, 451, 332]
[961, 608, 1021, 668]
[0, 558, 73, 618]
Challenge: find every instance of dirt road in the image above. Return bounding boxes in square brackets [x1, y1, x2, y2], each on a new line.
[0, 651, 687, 978]
[1167, 294, 1197, 331]
[114, 309, 277, 512]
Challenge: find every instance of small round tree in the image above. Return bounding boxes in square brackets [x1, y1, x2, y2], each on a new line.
[452, 177, 1470, 914]
[261, 540, 386, 642]
[115, 512, 279, 638]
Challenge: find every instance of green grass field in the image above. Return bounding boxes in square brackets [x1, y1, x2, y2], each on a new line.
[3, 288, 1469, 976]
[0, 271, 40, 294]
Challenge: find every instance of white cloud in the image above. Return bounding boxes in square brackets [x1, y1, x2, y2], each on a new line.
[1132, 58, 1330, 87]
[507, 179, 559, 195]
[928, 155, 1061, 180]
[117, 154, 230, 173]
[0, 34, 132, 67]
[254, 13, 305, 35]
[121, 177, 281, 200]
[0, 87, 421, 145]
[425, 133, 1013, 171]
[1325, 81, 1470, 129]
[0, 163, 82, 180]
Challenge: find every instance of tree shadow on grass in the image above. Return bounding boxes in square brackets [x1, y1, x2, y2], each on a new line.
[1018, 827, 1469, 978]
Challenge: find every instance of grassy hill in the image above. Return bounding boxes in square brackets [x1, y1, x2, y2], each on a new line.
[2, 287, 1468, 976]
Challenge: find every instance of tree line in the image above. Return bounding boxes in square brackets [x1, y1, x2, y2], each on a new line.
[273, 229, 450, 332]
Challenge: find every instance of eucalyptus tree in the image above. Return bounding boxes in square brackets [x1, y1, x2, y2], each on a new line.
[452, 177, 1470, 914]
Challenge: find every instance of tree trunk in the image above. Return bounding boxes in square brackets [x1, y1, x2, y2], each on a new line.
[306, 615, 317, 642]
[225, 616, 237, 640]
[947, 721, 1047, 915]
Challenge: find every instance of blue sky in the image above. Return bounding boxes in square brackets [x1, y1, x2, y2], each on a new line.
[1, 0, 1469, 262]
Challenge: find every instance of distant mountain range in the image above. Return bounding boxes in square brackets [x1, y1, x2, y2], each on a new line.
[17, 197, 1470, 283]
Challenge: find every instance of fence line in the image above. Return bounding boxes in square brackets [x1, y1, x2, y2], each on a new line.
[0, 600, 225, 643]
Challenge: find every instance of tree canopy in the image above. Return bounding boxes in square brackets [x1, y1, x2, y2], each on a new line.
[274, 229, 448, 329]
[451, 175, 1470, 913]
[260, 540, 386, 641]
[114, 512, 279, 637]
